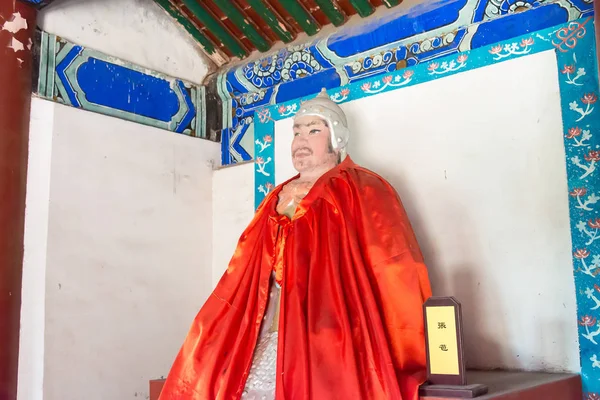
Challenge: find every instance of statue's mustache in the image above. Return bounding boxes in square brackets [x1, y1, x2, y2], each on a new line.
[293, 147, 312, 157]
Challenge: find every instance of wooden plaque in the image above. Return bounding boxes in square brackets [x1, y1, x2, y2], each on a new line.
[423, 296, 466, 385]
[420, 297, 488, 398]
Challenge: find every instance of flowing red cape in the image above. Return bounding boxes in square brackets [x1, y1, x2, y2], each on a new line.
[160, 157, 432, 399]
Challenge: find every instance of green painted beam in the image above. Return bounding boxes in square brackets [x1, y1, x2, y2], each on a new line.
[382, 0, 401, 7]
[154, 0, 217, 55]
[213, 0, 271, 52]
[279, 0, 320, 36]
[314, 0, 346, 26]
[245, 0, 295, 43]
[181, 0, 248, 58]
[349, 0, 374, 17]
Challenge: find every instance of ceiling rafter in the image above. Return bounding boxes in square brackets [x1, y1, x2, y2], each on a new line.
[349, 0, 375, 17]
[238, 0, 296, 43]
[154, 0, 403, 64]
[314, 0, 347, 27]
[279, 0, 321, 36]
[213, 0, 272, 52]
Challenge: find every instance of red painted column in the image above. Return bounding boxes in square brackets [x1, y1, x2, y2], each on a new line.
[0, 1, 36, 399]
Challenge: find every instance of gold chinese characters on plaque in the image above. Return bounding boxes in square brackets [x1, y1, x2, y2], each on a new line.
[426, 305, 460, 375]
[422, 297, 466, 386]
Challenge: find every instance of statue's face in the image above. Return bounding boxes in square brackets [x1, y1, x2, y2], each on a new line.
[291, 115, 337, 174]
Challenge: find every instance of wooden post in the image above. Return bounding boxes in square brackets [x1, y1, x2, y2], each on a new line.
[0, 1, 36, 398]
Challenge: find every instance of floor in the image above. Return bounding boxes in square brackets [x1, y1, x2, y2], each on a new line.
[150, 370, 582, 400]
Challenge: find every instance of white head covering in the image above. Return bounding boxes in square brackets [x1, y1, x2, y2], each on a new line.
[294, 88, 349, 160]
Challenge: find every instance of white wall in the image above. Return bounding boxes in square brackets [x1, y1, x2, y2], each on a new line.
[19, 100, 219, 400]
[18, 98, 55, 400]
[37, 0, 214, 84]
[211, 162, 255, 287]
[215, 50, 580, 372]
[345, 51, 576, 372]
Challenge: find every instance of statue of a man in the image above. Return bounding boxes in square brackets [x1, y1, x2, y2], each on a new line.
[159, 89, 432, 400]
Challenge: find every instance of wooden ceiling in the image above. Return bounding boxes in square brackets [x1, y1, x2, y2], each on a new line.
[154, 0, 402, 64]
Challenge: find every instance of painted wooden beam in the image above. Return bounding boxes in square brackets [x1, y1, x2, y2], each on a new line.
[181, 0, 248, 58]
[17, 0, 55, 9]
[154, 0, 219, 56]
[213, 0, 271, 52]
[314, 0, 346, 26]
[349, 0, 374, 17]
[279, 0, 321, 36]
[245, 0, 295, 43]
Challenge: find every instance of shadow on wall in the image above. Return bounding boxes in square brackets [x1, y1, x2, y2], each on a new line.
[391, 172, 574, 372]
[451, 268, 507, 371]
[383, 170, 511, 370]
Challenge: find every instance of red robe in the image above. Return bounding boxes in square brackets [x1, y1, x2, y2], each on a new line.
[159, 157, 432, 399]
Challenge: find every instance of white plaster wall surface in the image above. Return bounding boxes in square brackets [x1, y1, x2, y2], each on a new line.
[18, 98, 55, 400]
[271, 50, 579, 372]
[37, 0, 214, 84]
[211, 162, 255, 287]
[41, 104, 219, 400]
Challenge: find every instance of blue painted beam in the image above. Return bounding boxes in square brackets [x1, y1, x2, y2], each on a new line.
[35, 31, 214, 140]
[17, 0, 55, 9]
[217, 0, 594, 165]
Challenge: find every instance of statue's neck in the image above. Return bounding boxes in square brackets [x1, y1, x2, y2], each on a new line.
[297, 161, 337, 184]
[276, 161, 335, 218]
